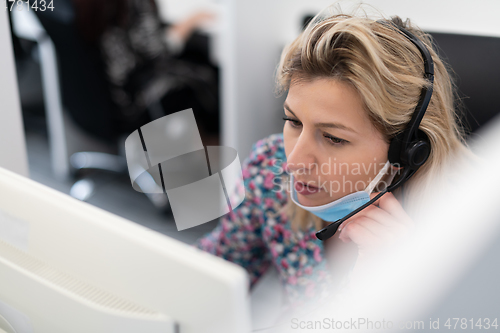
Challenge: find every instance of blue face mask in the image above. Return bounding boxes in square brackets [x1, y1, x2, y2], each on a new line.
[290, 161, 394, 222]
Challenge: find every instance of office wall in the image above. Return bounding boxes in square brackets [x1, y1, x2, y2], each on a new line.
[222, 0, 500, 160]
[0, 10, 29, 177]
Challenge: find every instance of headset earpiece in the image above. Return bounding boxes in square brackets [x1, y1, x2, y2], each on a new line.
[388, 129, 430, 169]
[405, 132, 430, 168]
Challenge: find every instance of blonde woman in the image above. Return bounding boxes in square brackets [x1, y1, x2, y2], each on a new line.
[194, 10, 469, 310]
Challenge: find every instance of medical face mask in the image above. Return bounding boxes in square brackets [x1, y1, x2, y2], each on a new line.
[290, 160, 395, 222]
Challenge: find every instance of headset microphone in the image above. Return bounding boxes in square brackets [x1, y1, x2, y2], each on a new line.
[315, 21, 434, 241]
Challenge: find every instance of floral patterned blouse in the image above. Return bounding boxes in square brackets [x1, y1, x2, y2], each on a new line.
[193, 133, 337, 309]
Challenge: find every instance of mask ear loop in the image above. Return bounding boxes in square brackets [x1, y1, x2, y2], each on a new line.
[364, 160, 393, 194]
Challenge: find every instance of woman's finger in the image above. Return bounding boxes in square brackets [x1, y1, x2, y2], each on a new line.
[370, 192, 413, 225]
[339, 218, 382, 246]
[338, 201, 400, 232]
[354, 204, 396, 227]
[341, 215, 400, 241]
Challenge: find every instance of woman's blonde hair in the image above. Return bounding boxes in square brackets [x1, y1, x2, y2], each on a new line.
[275, 7, 470, 231]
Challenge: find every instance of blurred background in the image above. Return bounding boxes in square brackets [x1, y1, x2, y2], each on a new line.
[1, 0, 500, 327]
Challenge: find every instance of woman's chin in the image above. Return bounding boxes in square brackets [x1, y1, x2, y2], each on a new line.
[297, 190, 348, 207]
[297, 192, 330, 207]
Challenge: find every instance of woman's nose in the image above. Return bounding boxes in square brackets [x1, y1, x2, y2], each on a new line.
[286, 134, 317, 174]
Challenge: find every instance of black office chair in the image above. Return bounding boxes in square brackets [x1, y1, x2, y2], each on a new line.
[34, 0, 169, 209]
[34, 0, 120, 143]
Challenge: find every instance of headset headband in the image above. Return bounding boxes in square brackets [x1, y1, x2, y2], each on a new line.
[377, 20, 435, 192]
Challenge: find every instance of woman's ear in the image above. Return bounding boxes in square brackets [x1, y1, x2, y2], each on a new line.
[389, 164, 404, 183]
[390, 164, 404, 171]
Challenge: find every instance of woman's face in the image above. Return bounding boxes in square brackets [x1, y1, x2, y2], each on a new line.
[283, 78, 389, 206]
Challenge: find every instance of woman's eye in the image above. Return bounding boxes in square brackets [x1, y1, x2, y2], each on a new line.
[324, 134, 347, 146]
[283, 116, 347, 146]
[282, 117, 302, 128]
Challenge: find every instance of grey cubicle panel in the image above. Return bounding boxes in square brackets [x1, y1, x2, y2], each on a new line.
[429, 31, 500, 135]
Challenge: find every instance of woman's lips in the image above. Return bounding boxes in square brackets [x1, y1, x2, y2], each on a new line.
[294, 180, 321, 195]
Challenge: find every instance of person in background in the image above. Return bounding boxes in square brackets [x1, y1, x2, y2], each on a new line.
[73, 0, 219, 139]
[193, 9, 470, 315]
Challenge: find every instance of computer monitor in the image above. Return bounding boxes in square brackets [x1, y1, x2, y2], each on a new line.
[0, 167, 251, 333]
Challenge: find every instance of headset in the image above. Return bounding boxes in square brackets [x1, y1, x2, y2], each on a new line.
[315, 20, 435, 241]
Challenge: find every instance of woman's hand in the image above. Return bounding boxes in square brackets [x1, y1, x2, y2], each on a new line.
[337, 192, 414, 260]
[169, 11, 217, 42]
